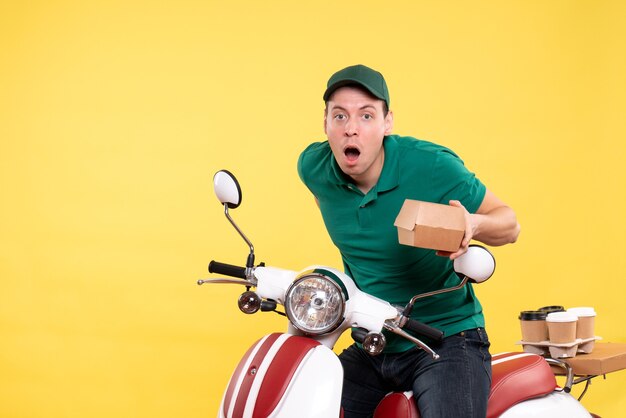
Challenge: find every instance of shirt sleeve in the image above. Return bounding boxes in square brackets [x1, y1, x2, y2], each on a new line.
[297, 148, 307, 185]
[297, 141, 324, 195]
[430, 149, 486, 214]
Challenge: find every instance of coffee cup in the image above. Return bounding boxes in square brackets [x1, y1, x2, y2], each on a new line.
[538, 305, 565, 314]
[567, 307, 596, 339]
[519, 311, 548, 342]
[546, 311, 578, 344]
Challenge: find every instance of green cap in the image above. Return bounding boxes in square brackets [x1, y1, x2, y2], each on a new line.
[323, 64, 390, 108]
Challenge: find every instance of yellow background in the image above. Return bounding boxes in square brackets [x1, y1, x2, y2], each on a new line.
[1, 1, 625, 416]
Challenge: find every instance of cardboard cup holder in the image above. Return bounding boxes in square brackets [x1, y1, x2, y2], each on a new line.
[518, 306, 598, 358]
[578, 338, 597, 354]
[517, 336, 602, 358]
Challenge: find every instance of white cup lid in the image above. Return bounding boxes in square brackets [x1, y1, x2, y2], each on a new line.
[567, 307, 596, 317]
[546, 311, 578, 322]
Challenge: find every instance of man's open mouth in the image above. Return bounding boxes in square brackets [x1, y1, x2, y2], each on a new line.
[344, 146, 361, 162]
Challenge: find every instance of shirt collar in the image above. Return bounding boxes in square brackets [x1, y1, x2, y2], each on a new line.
[377, 135, 400, 192]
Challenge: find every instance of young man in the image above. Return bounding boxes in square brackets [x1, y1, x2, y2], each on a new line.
[297, 64, 520, 418]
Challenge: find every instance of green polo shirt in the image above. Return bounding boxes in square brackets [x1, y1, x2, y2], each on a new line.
[297, 134, 487, 352]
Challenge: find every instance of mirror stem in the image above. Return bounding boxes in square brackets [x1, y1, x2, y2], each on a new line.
[224, 203, 255, 268]
[402, 276, 468, 318]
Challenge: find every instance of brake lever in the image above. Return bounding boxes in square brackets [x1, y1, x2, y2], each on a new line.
[384, 322, 440, 360]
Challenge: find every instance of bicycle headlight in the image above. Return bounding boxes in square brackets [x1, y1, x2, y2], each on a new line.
[285, 272, 346, 335]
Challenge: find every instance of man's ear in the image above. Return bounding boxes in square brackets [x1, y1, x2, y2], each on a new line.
[384, 110, 394, 135]
[323, 107, 328, 135]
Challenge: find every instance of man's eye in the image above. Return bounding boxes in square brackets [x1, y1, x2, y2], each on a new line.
[363, 114, 373, 120]
[334, 114, 346, 120]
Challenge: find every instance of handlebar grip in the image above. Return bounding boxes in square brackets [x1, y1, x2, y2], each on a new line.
[208, 260, 247, 279]
[403, 318, 444, 342]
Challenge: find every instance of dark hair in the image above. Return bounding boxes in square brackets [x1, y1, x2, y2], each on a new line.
[325, 83, 389, 117]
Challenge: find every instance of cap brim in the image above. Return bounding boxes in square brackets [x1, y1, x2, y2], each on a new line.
[323, 79, 386, 103]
